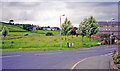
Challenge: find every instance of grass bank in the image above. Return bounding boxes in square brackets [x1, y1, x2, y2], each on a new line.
[1, 31, 101, 51]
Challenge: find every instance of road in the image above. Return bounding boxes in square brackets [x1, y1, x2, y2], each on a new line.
[1, 45, 118, 69]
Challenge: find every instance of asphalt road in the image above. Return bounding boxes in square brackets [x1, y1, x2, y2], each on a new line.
[1, 45, 118, 69]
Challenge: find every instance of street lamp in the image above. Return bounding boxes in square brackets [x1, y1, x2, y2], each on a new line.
[110, 18, 115, 45]
[60, 14, 65, 49]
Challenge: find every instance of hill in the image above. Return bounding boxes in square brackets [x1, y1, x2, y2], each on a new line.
[0, 22, 27, 32]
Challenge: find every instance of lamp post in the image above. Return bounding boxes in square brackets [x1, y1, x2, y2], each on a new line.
[60, 14, 65, 49]
[110, 18, 114, 45]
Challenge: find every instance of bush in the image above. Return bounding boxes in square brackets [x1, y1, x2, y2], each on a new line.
[54, 39, 57, 41]
[2, 26, 9, 37]
[46, 32, 53, 36]
[99, 34, 110, 40]
[23, 24, 33, 31]
[11, 41, 14, 44]
[24, 34, 29, 36]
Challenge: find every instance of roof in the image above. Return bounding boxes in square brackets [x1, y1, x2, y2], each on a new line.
[98, 22, 120, 25]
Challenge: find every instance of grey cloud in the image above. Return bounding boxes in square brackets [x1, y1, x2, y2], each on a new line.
[66, 2, 118, 21]
[1, 0, 120, 2]
[1, 2, 118, 27]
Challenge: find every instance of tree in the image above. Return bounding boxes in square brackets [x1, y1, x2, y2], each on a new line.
[87, 16, 99, 40]
[74, 27, 78, 30]
[9, 20, 14, 25]
[48, 26, 50, 28]
[2, 26, 9, 37]
[61, 17, 73, 41]
[23, 24, 33, 31]
[66, 31, 70, 36]
[77, 18, 89, 41]
[70, 28, 76, 38]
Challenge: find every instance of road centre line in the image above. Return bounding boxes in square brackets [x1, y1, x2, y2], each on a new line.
[105, 49, 111, 50]
[105, 48, 116, 50]
[76, 50, 97, 53]
[0, 55, 21, 58]
[111, 48, 117, 50]
[34, 52, 62, 56]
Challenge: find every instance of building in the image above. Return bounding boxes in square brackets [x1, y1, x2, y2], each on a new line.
[98, 21, 120, 36]
[43, 27, 59, 31]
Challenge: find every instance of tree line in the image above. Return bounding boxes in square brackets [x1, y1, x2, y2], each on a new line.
[61, 16, 99, 41]
[1, 16, 99, 38]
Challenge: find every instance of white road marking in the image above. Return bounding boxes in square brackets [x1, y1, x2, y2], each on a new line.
[34, 52, 62, 56]
[99, 53, 113, 56]
[71, 58, 87, 70]
[105, 49, 110, 50]
[77, 51, 88, 53]
[111, 48, 116, 50]
[104, 53, 113, 56]
[71, 52, 113, 70]
[105, 48, 117, 50]
[77, 50, 97, 53]
[0, 55, 21, 58]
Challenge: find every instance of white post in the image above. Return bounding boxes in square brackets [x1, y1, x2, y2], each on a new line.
[110, 21, 112, 45]
[60, 14, 65, 49]
[60, 16, 62, 49]
[110, 18, 114, 45]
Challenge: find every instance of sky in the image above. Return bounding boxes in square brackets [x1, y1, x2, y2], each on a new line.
[0, 0, 119, 27]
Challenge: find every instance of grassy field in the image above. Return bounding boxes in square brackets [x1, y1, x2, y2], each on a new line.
[37, 30, 60, 35]
[1, 30, 101, 51]
[0, 22, 26, 32]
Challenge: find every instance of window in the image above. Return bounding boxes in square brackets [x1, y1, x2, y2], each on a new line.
[110, 25, 113, 27]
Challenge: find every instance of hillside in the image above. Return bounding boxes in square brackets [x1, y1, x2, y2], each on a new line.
[0, 22, 27, 32]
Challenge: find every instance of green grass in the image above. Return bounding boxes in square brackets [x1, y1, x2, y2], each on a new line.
[37, 30, 60, 35]
[7, 32, 36, 37]
[0, 22, 26, 32]
[0, 22, 101, 51]
[0, 47, 75, 51]
[1, 31, 101, 51]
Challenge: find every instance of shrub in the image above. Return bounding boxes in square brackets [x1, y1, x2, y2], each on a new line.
[112, 50, 120, 65]
[91, 34, 101, 40]
[2, 26, 9, 37]
[23, 24, 33, 31]
[24, 34, 29, 36]
[99, 34, 110, 40]
[54, 39, 57, 41]
[46, 32, 53, 36]
[2, 42, 5, 44]
[11, 41, 14, 44]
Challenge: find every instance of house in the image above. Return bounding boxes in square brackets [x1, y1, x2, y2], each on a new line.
[33, 25, 40, 31]
[43, 27, 51, 30]
[98, 21, 120, 37]
[43, 27, 59, 31]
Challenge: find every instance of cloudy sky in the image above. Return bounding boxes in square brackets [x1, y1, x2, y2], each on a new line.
[1, 0, 119, 27]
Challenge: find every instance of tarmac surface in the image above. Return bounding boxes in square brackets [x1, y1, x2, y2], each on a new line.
[2, 45, 118, 69]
